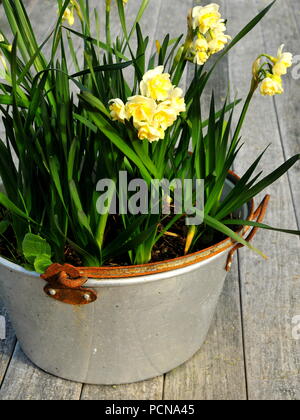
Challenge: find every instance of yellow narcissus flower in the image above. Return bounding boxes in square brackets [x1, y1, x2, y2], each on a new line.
[207, 22, 231, 54]
[62, 7, 75, 26]
[125, 96, 157, 125]
[208, 31, 231, 54]
[272, 44, 293, 76]
[192, 37, 209, 65]
[192, 4, 221, 34]
[194, 51, 210, 66]
[187, 6, 230, 66]
[252, 45, 293, 96]
[169, 88, 186, 114]
[109, 99, 127, 123]
[140, 66, 174, 102]
[260, 74, 284, 96]
[194, 37, 209, 52]
[211, 19, 227, 33]
[109, 70, 186, 143]
[153, 103, 178, 131]
[70, 0, 83, 22]
[137, 123, 165, 143]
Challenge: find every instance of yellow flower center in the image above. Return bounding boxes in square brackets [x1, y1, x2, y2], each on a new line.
[126, 102, 155, 123]
[198, 13, 220, 33]
[148, 75, 173, 101]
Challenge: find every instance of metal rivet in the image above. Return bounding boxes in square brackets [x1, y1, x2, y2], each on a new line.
[49, 289, 56, 296]
[83, 293, 90, 301]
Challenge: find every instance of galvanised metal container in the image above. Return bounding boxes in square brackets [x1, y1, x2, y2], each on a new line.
[0, 175, 267, 385]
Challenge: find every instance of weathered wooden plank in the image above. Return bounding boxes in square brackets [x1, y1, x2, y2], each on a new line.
[254, 0, 300, 226]
[227, 0, 300, 400]
[164, 0, 248, 400]
[0, 299, 16, 386]
[81, 377, 164, 401]
[0, 343, 82, 400]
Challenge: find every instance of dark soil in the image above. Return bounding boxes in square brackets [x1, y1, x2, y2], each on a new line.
[63, 215, 227, 267]
[1, 206, 229, 268]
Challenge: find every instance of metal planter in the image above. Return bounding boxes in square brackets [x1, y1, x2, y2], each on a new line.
[0, 174, 268, 385]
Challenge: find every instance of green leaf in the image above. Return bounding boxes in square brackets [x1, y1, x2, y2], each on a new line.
[22, 232, 51, 265]
[216, 154, 300, 220]
[204, 214, 267, 259]
[0, 139, 19, 203]
[63, 26, 129, 61]
[0, 94, 29, 107]
[79, 91, 111, 117]
[0, 192, 38, 225]
[70, 60, 134, 78]
[73, 113, 97, 133]
[33, 254, 53, 274]
[127, 0, 150, 46]
[83, 109, 153, 184]
[222, 219, 300, 236]
[17, 29, 54, 85]
[49, 156, 68, 212]
[69, 180, 93, 236]
[0, 220, 10, 235]
[117, 0, 128, 41]
[102, 215, 148, 258]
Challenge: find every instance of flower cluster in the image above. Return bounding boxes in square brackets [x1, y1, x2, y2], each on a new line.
[253, 45, 293, 96]
[187, 3, 231, 66]
[109, 66, 186, 142]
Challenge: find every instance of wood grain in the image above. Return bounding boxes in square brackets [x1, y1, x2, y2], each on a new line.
[254, 0, 300, 227]
[0, 343, 82, 400]
[227, 0, 300, 400]
[0, 299, 16, 386]
[81, 377, 164, 401]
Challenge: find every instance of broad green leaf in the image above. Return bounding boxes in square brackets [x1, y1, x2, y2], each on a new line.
[34, 254, 53, 274]
[22, 232, 51, 265]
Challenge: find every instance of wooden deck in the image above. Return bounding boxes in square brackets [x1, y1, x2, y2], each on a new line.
[0, 0, 300, 400]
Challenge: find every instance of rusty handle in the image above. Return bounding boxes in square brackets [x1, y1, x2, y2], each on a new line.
[225, 194, 271, 272]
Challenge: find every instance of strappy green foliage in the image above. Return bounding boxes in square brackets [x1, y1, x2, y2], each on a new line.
[0, 0, 299, 272]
